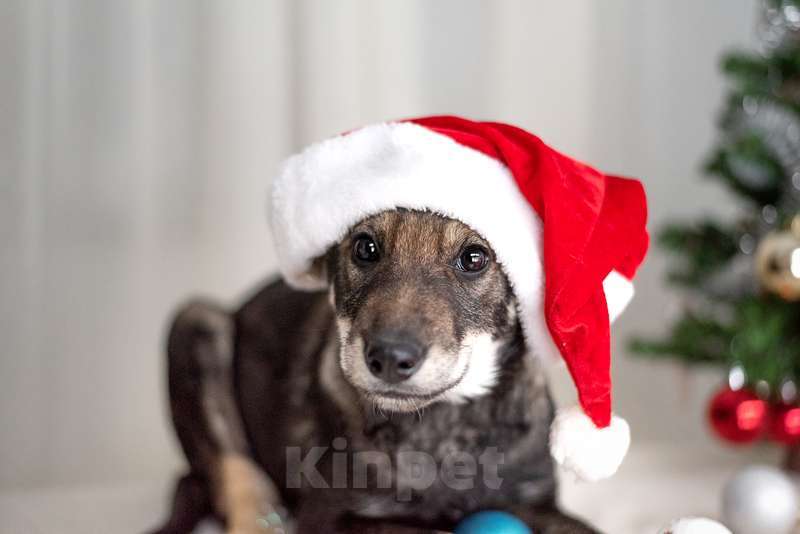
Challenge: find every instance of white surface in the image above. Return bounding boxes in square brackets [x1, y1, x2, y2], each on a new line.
[0, 442, 786, 534]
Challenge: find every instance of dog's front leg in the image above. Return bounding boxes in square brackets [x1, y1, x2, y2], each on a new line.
[294, 502, 442, 534]
[156, 300, 284, 534]
[504, 503, 602, 534]
[332, 521, 442, 534]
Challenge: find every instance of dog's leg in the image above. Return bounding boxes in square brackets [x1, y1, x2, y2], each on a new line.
[152, 300, 283, 534]
[329, 512, 596, 534]
[295, 510, 440, 534]
[148, 473, 211, 534]
[332, 523, 440, 534]
[506, 502, 602, 534]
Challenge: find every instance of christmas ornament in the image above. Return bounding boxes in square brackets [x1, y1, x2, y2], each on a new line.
[708, 387, 767, 443]
[658, 517, 731, 534]
[454, 510, 531, 534]
[721, 465, 799, 534]
[769, 402, 800, 444]
[755, 216, 800, 300]
[271, 115, 649, 481]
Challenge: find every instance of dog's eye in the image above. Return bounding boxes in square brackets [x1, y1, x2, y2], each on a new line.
[457, 245, 490, 274]
[352, 234, 381, 265]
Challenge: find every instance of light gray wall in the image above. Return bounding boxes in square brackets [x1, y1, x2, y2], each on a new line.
[0, 0, 757, 489]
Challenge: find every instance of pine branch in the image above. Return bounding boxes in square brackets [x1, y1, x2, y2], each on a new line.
[705, 133, 786, 205]
[658, 221, 740, 287]
[722, 53, 772, 96]
[629, 312, 732, 366]
[631, 295, 800, 391]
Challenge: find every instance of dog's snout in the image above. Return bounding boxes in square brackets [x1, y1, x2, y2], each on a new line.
[365, 337, 425, 384]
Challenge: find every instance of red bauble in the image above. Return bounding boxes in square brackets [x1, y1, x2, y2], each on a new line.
[769, 403, 800, 444]
[707, 387, 768, 444]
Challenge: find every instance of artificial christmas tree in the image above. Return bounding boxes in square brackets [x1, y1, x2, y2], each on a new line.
[631, 0, 800, 469]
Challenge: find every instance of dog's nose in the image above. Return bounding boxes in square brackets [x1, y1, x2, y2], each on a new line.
[365, 338, 425, 383]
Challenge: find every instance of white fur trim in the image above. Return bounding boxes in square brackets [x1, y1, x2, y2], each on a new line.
[658, 518, 732, 534]
[550, 406, 630, 482]
[603, 270, 634, 322]
[270, 122, 634, 364]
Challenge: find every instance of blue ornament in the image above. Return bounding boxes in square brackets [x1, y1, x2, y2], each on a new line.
[454, 510, 532, 534]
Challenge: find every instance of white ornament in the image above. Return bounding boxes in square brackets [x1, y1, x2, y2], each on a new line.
[549, 406, 630, 482]
[721, 465, 799, 534]
[658, 517, 731, 534]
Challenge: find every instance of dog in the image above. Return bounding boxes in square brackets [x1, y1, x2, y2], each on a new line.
[150, 209, 600, 534]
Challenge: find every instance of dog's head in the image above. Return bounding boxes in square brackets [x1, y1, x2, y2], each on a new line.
[316, 209, 521, 413]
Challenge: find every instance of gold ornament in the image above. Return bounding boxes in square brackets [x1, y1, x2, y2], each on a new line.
[756, 215, 800, 301]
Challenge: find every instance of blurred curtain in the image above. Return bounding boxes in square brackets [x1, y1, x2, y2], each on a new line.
[0, 0, 755, 489]
[1, 0, 295, 488]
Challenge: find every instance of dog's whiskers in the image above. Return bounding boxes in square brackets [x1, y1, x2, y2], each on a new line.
[411, 396, 423, 421]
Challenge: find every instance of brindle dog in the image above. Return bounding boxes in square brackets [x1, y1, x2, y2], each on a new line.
[151, 210, 599, 534]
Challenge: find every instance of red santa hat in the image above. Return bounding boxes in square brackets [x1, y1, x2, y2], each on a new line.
[270, 115, 648, 481]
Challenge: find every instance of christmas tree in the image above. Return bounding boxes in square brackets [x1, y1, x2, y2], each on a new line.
[631, 0, 800, 466]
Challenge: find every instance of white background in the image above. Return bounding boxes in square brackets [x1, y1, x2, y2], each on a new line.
[0, 0, 771, 525]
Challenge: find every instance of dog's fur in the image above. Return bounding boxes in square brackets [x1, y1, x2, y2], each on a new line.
[150, 210, 599, 534]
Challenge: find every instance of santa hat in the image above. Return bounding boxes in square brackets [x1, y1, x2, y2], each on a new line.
[270, 115, 648, 481]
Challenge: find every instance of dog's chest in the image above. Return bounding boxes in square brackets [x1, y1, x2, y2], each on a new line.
[346, 392, 557, 524]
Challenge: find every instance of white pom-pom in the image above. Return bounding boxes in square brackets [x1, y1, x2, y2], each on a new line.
[658, 518, 731, 534]
[549, 406, 630, 482]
